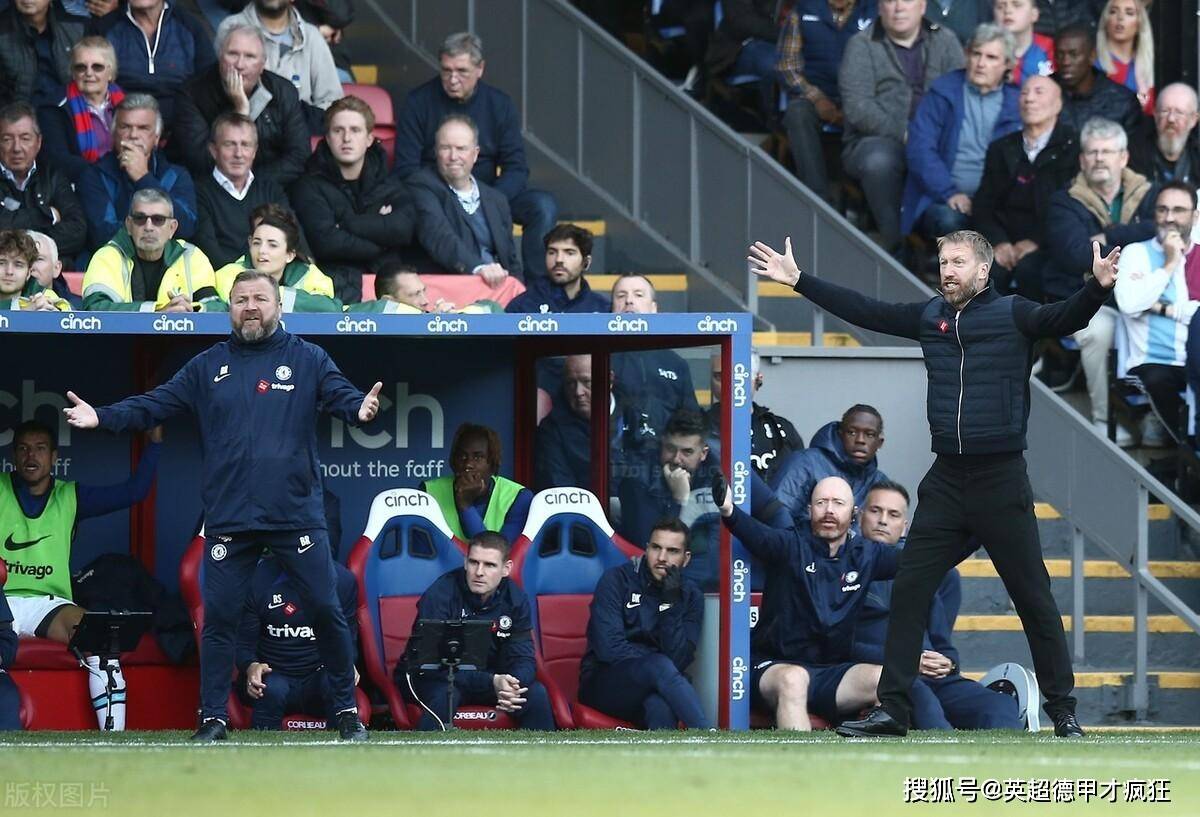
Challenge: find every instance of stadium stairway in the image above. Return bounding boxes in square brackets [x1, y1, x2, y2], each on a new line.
[955, 502, 1200, 726]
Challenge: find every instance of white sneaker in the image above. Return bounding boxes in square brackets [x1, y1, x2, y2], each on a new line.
[1093, 420, 1134, 447]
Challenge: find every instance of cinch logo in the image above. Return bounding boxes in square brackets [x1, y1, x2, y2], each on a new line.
[153, 315, 194, 332]
[384, 492, 431, 508]
[0, 315, 8, 329]
[266, 624, 316, 640]
[732, 460, 749, 505]
[517, 315, 558, 333]
[426, 316, 468, 334]
[732, 558, 748, 603]
[732, 362, 750, 408]
[730, 656, 747, 701]
[607, 316, 648, 333]
[545, 490, 592, 506]
[336, 316, 377, 333]
[59, 314, 101, 331]
[697, 315, 738, 333]
[8, 561, 53, 580]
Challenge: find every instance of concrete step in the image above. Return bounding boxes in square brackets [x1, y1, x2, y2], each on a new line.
[1032, 502, 1187, 560]
[952, 615, 1198, 668]
[960, 670, 1200, 726]
[957, 558, 1200, 616]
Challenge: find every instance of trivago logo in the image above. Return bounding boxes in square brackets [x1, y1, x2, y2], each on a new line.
[697, 315, 738, 333]
[153, 315, 194, 332]
[730, 656, 748, 701]
[59, 314, 101, 331]
[607, 316, 648, 333]
[732, 558, 748, 603]
[731, 362, 750, 408]
[426, 316, 468, 334]
[517, 315, 558, 333]
[732, 460, 749, 505]
[336, 316, 377, 333]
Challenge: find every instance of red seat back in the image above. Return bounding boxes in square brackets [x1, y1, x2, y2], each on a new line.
[532, 594, 592, 708]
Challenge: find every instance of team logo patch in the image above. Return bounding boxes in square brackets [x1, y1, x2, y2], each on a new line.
[284, 603, 297, 616]
[844, 571, 859, 584]
[498, 616, 512, 631]
[937, 319, 950, 333]
[210, 544, 227, 561]
[256, 379, 269, 394]
[275, 365, 292, 381]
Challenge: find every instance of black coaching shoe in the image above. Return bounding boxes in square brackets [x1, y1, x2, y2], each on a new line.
[336, 710, 368, 742]
[191, 718, 228, 741]
[835, 706, 908, 738]
[1052, 711, 1085, 738]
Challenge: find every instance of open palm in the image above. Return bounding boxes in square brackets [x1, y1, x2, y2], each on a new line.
[748, 237, 802, 287]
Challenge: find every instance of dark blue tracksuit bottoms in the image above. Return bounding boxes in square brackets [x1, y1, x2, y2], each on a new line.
[911, 674, 1022, 730]
[410, 674, 555, 731]
[242, 668, 337, 730]
[579, 654, 711, 729]
[0, 672, 21, 730]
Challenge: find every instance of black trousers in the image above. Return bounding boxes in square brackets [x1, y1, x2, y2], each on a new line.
[877, 453, 1076, 725]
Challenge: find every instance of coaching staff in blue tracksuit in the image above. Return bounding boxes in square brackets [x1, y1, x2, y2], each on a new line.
[63, 269, 382, 742]
[395, 531, 555, 731]
[236, 557, 360, 730]
[578, 518, 710, 730]
[749, 230, 1120, 738]
[715, 473, 900, 730]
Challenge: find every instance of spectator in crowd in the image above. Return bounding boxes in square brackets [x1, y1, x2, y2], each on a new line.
[901, 23, 1021, 239]
[27, 229, 79, 307]
[0, 103, 87, 264]
[419, 423, 533, 546]
[704, 350, 804, 485]
[0, 227, 66, 309]
[97, 0, 216, 122]
[1053, 23, 1141, 133]
[2, 418, 161, 730]
[172, 24, 309, 186]
[578, 518, 710, 730]
[995, 0, 1055, 85]
[839, 0, 964, 252]
[216, 0, 344, 133]
[394, 32, 557, 277]
[1034, 0, 1106, 37]
[0, 576, 17, 730]
[715, 473, 899, 730]
[235, 554, 359, 730]
[214, 203, 339, 312]
[396, 531, 555, 731]
[535, 354, 600, 491]
[1095, 0, 1153, 114]
[1129, 83, 1200, 188]
[343, 261, 481, 314]
[409, 114, 521, 284]
[704, 0, 780, 117]
[36, 36, 124, 186]
[772, 404, 889, 528]
[193, 112, 292, 269]
[78, 94, 198, 248]
[851, 481, 1025, 730]
[0, 0, 86, 109]
[1113, 183, 1199, 445]
[82, 187, 219, 311]
[1047, 117, 1154, 442]
[776, 0, 878, 203]
[292, 95, 416, 303]
[973, 74, 1078, 301]
[505, 223, 609, 314]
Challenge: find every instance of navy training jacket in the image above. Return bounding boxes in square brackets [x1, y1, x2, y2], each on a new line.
[725, 506, 900, 665]
[95, 328, 365, 534]
[579, 557, 704, 686]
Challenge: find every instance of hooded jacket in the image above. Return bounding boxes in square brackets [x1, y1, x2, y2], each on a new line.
[213, 255, 341, 313]
[77, 149, 198, 248]
[81, 227, 219, 311]
[771, 420, 887, 527]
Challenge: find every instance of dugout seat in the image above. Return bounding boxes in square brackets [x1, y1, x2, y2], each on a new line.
[347, 488, 519, 730]
[179, 535, 370, 730]
[511, 488, 644, 729]
[341, 83, 396, 164]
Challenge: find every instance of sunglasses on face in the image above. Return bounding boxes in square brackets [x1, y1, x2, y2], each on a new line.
[129, 213, 171, 226]
[72, 62, 108, 74]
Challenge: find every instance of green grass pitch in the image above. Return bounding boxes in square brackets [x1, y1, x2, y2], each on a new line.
[1, 730, 1197, 816]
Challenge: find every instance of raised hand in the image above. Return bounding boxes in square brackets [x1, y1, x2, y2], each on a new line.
[748, 237, 802, 287]
[358, 381, 382, 422]
[1091, 241, 1121, 289]
[63, 391, 98, 429]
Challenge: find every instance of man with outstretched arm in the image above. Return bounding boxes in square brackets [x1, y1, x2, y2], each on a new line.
[63, 269, 382, 742]
[748, 230, 1120, 738]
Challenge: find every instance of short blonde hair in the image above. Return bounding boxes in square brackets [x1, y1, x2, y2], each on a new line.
[937, 230, 994, 268]
[71, 35, 118, 77]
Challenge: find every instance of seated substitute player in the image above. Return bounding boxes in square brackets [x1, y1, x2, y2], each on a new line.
[419, 424, 533, 545]
[578, 518, 710, 730]
[1, 419, 161, 730]
[235, 554, 360, 730]
[853, 481, 1026, 731]
[395, 532, 555, 731]
[714, 473, 900, 730]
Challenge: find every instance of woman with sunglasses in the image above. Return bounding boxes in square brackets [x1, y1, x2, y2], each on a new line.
[38, 37, 124, 185]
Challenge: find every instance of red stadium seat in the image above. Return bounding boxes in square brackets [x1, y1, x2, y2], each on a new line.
[179, 534, 370, 729]
[342, 83, 396, 165]
[17, 683, 33, 729]
[510, 488, 646, 729]
[62, 271, 83, 296]
[347, 488, 518, 730]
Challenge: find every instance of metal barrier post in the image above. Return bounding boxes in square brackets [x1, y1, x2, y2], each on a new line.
[1071, 526, 1085, 664]
[1133, 485, 1150, 720]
